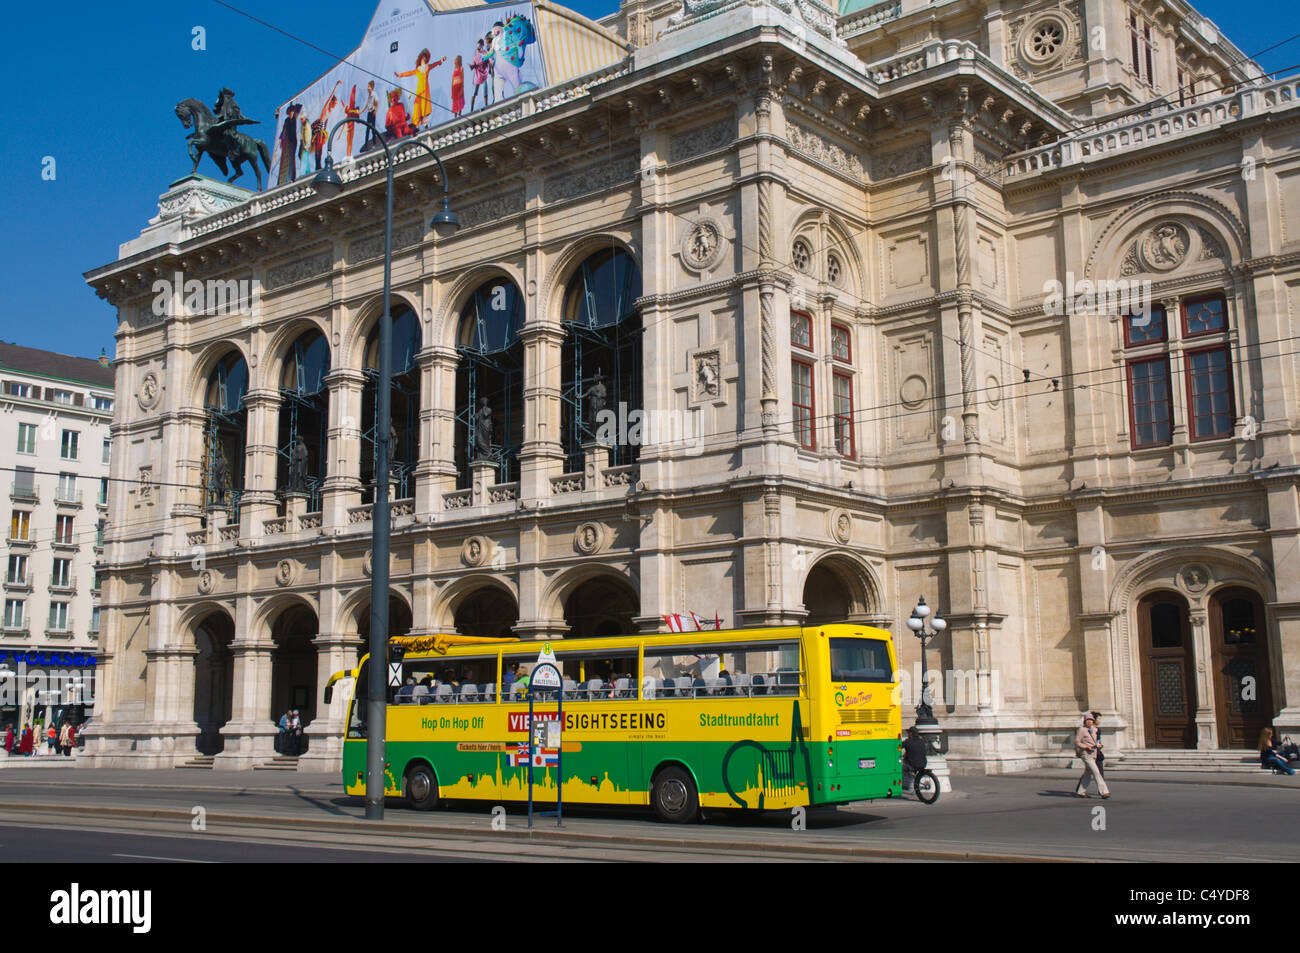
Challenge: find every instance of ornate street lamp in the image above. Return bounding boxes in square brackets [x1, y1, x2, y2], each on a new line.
[312, 121, 459, 820]
[905, 596, 946, 727]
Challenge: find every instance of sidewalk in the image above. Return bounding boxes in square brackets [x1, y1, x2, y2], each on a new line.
[0, 762, 340, 793]
[0, 760, 1294, 791]
[1007, 767, 1298, 789]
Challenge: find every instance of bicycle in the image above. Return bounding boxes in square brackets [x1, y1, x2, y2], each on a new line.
[901, 762, 941, 804]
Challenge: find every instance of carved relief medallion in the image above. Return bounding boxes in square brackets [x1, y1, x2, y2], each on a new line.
[462, 535, 490, 567]
[137, 372, 161, 410]
[574, 522, 608, 556]
[828, 507, 853, 544]
[275, 558, 297, 587]
[1139, 221, 1191, 272]
[197, 569, 215, 594]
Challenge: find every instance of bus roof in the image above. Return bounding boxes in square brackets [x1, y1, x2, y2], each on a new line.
[387, 622, 891, 660]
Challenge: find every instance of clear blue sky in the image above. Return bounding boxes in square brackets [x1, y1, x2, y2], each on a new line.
[0, 0, 1295, 361]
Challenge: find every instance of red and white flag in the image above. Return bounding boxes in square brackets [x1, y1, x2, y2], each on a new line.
[663, 613, 685, 632]
[689, 611, 704, 631]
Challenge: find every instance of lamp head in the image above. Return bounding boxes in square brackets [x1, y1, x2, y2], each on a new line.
[311, 156, 345, 199]
[906, 612, 924, 632]
[931, 614, 947, 632]
[914, 596, 930, 619]
[431, 197, 460, 239]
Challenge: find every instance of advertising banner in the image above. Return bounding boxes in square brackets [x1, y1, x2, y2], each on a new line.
[270, 0, 547, 186]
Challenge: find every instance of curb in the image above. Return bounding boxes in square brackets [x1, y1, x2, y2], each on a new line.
[1016, 772, 1295, 789]
[0, 799, 1102, 863]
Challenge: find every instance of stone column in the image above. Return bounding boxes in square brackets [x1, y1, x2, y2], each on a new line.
[240, 389, 281, 536]
[1188, 607, 1218, 749]
[143, 647, 200, 764]
[426, 345, 460, 504]
[323, 368, 366, 530]
[218, 597, 277, 768]
[299, 631, 360, 770]
[518, 322, 567, 501]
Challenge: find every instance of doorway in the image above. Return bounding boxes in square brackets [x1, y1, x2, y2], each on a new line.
[1136, 592, 1197, 748]
[1209, 587, 1274, 749]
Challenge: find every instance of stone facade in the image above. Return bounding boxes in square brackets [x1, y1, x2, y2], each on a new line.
[83, 0, 1300, 771]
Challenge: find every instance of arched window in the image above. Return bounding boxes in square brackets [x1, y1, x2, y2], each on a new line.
[203, 351, 248, 517]
[361, 308, 421, 502]
[560, 247, 643, 472]
[277, 329, 330, 509]
[455, 279, 525, 487]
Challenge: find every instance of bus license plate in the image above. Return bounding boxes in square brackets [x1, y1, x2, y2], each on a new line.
[858, 758, 875, 769]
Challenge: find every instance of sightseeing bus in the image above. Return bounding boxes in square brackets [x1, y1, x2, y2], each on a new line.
[329, 623, 902, 822]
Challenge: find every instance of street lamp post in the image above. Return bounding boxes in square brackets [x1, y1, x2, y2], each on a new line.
[905, 596, 946, 726]
[905, 595, 951, 793]
[313, 119, 459, 820]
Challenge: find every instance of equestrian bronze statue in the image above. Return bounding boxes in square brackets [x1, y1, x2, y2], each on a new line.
[175, 89, 272, 191]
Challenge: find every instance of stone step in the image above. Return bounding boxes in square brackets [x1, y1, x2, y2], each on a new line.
[179, 755, 215, 769]
[253, 757, 300, 771]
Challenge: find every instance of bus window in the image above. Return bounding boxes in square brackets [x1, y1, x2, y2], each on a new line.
[644, 641, 802, 697]
[395, 656, 499, 704]
[828, 638, 892, 682]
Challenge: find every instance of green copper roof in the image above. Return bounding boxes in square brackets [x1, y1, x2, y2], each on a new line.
[838, 0, 899, 19]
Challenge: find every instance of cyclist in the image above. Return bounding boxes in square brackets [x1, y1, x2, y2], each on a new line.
[901, 726, 927, 780]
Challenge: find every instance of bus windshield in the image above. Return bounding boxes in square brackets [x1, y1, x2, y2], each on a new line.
[828, 637, 892, 682]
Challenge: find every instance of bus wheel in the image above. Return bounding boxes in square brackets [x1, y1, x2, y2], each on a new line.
[652, 766, 699, 824]
[405, 764, 439, 811]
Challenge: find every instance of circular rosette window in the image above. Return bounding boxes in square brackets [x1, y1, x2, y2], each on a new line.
[1019, 14, 1071, 69]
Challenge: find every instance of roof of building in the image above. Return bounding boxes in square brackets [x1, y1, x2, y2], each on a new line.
[0, 342, 115, 389]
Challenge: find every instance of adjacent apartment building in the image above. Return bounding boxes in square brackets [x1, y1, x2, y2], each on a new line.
[82, 0, 1300, 771]
[0, 343, 114, 729]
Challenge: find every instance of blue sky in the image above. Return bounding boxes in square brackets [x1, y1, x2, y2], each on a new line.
[0, 0, 1295, 361]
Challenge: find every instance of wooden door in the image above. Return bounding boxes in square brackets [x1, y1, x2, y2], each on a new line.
[1210, 588, 1274, 749]
[1137, 593, 1197, 748]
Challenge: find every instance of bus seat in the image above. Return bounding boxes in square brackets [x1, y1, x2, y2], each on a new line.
[692, 677, 707, 698]
[435, 683, 453, 702]
[675, 677, 693, 697]
[586, 678, 604, 699]
[460, 683, 478, 702]
[614, 677, 630, 698]
[752, 674, 767, 696]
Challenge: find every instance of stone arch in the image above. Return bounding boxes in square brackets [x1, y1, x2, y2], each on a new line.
[798, 551, 883, 624]
[538, 563, 642, 626]
[1108, 544, 1275, 747]
[431, 573, 518, 631]
[431, 265, 527, 350]
[541, 232, 641, 325]
[822, 214, 866, 298]
[187, 340, 251, 409]
[1085, 190, 1249, 282]
[256, 316, 332, 392]
[185, 603, 237, 756]
[250, 591, 320, 643]
[177, 599, 239, 649]
[341, 289, 424, 371]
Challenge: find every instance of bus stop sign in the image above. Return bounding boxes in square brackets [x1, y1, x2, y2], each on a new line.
[531, 643, 561, 689]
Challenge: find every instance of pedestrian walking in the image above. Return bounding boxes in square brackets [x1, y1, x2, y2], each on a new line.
[58, 722, 71, 757]
[3, 724, 13, 755]
[1074, 713, 1109, 798]
[277, 709, 289, 754]
[65, 722, 77, 754]
[286, 710, 302, 757]
[46, 724, 57, 754]
[18, 724, 33, 756]
[1091, 710, 1105, 778]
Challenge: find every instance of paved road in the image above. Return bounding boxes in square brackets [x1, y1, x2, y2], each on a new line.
[0, 823, 497, 863]
[0, 765, 1294, 861]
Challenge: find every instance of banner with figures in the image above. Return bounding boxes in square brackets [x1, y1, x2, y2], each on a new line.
[269, 0, 546, 187]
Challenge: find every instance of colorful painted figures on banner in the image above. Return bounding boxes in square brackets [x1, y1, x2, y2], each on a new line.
[270, 10, 540, 182]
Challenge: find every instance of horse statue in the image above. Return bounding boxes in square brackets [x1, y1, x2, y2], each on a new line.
[175, 94, 272, 192]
